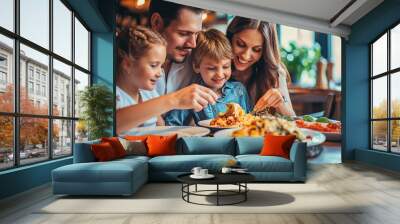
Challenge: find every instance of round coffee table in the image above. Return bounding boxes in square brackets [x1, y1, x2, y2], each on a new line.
[177, 173, 255, 206]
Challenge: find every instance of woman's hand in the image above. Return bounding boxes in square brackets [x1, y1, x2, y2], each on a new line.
[168, 84, 218, 112]
[253, 88, 285, 112]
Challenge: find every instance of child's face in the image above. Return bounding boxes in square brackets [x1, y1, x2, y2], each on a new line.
[132, 44, 166, 91]
[194, 56, 231, 91]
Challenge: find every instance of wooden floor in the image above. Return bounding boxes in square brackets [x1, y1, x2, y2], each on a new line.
[1, 162, 400, 224]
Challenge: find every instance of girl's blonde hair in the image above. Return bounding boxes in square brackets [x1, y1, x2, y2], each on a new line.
[117, 26, 166, 63]
[192, 28, 233, 67]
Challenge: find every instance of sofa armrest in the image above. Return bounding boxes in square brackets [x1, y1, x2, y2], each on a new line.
[73, 140, 100, 163]
[289, 142, 307, 181]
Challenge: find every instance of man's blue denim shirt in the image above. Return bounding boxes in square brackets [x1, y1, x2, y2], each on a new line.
[164, 77, 252, 126]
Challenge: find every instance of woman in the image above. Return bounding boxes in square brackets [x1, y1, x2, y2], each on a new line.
[116, 26, 218, 134]
[226, 17, 296, 116]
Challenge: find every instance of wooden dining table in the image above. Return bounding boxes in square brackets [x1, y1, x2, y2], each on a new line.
[289, 86, 341, 120]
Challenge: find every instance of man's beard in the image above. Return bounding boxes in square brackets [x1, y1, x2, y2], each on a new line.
[169, 47, 192, 64]
[169, 54, 187, 64]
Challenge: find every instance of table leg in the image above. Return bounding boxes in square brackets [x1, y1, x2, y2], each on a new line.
[188, 184, 191, 202]
[195, 184, 197, 192]
[217, 184, 219, 206]
[245, 183, 247, 201]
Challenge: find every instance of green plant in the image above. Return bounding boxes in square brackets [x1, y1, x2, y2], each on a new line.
[79, 84, 114, 140]
[280, 41, 321, 83]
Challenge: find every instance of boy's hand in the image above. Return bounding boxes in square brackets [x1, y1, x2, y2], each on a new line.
[169, 84, 218, 112]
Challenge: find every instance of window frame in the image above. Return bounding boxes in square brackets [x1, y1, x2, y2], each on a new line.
[369, 19, 400, 154]
[0, 0, 92, 171]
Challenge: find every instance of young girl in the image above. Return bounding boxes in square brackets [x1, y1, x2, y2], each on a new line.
[116, 26, 167, 131]
[116, 26, 219, 134]
[164, 29, 251, 126]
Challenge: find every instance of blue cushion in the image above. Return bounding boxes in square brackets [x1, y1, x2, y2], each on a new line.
[235, 137, 263, 155]
[52, 159, 147, 183]
[73, 140, 100, 163]
[236, 155, 293, 172]
[148, 154, 235, 172]
[178, 137, 235, 155]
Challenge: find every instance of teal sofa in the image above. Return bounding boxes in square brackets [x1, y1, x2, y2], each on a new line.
[52, 137, 307, 196]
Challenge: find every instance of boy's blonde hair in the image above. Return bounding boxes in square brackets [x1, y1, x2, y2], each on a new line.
[192, 28, 233, 67]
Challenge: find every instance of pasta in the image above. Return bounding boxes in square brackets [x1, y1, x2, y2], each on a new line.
[232, 116, 306, 140]
[210, 103, 306, 140]
[210, 103, 257, 128]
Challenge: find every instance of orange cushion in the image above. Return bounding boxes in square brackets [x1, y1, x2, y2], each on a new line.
[101, 137, 127, 158]
[260, 134, 296, 159]
[146, 134, 177, 157]
[91, 142, 117, 161]
[124, 135, 148, 142]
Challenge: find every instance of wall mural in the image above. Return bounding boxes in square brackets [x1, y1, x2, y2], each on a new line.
[115, 0, 342, 163]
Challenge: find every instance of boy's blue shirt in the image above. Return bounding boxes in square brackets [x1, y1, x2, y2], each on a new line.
[165, 77, 252, 126]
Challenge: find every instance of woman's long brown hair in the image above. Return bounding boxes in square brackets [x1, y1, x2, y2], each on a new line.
[226, 16, 290, 104]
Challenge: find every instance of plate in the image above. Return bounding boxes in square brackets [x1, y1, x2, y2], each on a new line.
[197, 119, 239, 130]
[124, 126, 210, 138]
[190, 174, 215, 179]
[295, 119, 341, 141]
[214, 128, 326, 147]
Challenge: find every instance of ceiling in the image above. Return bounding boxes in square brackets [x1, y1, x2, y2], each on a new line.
[168, 0, 384, 38]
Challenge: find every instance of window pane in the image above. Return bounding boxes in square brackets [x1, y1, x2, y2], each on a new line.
[53, 119, 72, 158]
[372, 76, 387, 119]
[75, 17, 89, 70]
[20, 44, 49, 115]
[331, 35, 342, 83]
[20, 0, 49, 49]
[391, 24, 400, 70]
[0, 0, 14, 31]
[372, 33, 387, 76]
[372, 121, 388, 151]
[0, 34, 14, 112]
[20, 117, 49, 165]
[0, 116, 13, 170]
[75, 120, 88, 143]
[74, 69, 89, 118]
[280, 25, 314, 49]
[53, 0, 72, 60]
[391, 72, 400, 118]
[53, 59, 72, 117]
[392, 120, 400, 153]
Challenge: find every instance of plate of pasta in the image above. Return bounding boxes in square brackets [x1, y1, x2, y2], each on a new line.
[213, 115, 326, 147]
[197, 103, 258, 129]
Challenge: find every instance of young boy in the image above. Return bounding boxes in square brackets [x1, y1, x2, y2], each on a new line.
[165, 28, 251, 126]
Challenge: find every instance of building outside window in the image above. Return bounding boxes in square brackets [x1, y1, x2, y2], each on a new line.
[41, 85, 46, 97]
[35, 83, 40, 95]
[41, 73, 46, 83]
[28, 67, 34, 80]
[0, 0, 91, 170]
[0, 54, 7, 89]
[28, 81, 34, 94]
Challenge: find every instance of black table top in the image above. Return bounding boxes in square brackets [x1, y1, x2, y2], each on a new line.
[177, 172, 255, 185]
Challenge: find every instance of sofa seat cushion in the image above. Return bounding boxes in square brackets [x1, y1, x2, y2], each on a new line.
[116, 155, 150, 163]
[178, 137, 235, 155]
[236, 155, 293, 172]
[52, 159, 147, 183]
[149, 154, 235, 172]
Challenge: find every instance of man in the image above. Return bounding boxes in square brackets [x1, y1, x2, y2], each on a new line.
[149, 0, 203, 95]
